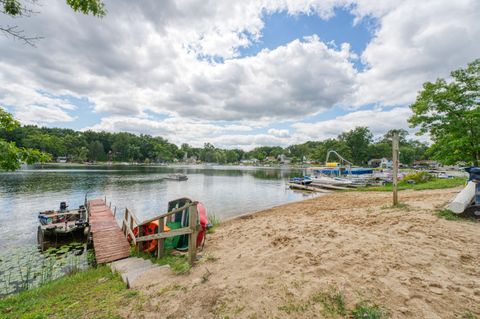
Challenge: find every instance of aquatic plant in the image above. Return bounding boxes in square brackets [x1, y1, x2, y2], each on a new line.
[0, 243, 91, 298]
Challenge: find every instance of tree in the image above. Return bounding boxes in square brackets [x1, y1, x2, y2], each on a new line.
[338, 127, 373, 165]
[409, 59, 480, 166]
[88, 140, 104, 161]
[381, 129, 409, 145]
[1, 0, 106, 45]
[0, 109, 50, 170]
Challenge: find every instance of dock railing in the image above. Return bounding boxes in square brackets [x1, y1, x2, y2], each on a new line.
[121, 200, 199, 265]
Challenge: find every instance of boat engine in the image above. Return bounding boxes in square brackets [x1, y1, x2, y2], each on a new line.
[60, 202, 68, 211]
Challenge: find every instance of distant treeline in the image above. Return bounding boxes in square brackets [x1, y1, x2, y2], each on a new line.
[0, 126, 429, 165]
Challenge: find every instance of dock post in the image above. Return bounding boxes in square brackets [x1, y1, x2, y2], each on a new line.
[123, 208, 129, 236]
[392, 131, 399, 206]
[136, 223, 142, 253]
[157, 217, 165, 258]
[188, 203, 198, 265]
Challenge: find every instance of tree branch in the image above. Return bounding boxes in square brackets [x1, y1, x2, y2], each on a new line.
[0, 25, 43, 46]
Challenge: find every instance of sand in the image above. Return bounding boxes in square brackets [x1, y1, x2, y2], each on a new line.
[122, 187, 480, 318]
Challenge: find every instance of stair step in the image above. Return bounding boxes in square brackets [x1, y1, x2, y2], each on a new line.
[111, 258, 152, 273]
[109, 257, 170, 288]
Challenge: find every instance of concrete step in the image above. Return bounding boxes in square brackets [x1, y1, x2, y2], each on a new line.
[109, 257, 170, 288]
[128, 265, 171, 289]
[111, 257, 152, 273]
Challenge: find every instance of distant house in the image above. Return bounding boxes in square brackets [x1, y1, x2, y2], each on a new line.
[277, 154, 291, 164]
[265, 156, 277, 162]
[368, 157, 392, 168]
[56, 156, 67, 163]
[240, 159, 259, 164]
[414, 160, 439, 168]
[185, 156, 197, 164]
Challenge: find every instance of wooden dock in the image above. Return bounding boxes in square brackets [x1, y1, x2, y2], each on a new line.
[88, 199, 131, 264]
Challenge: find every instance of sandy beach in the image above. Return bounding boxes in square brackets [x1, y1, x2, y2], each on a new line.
[123, 187, 480, 318]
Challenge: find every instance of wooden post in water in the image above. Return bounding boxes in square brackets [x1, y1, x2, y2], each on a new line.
[157, 217, 165, 258]
[188, 203, 198, 266]
[392, 131, 399, 206]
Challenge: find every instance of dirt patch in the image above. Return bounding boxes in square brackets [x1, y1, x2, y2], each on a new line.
[122, 187, 480, 318]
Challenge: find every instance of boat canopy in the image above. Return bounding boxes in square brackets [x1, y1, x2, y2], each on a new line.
[315, 168, 374, 175]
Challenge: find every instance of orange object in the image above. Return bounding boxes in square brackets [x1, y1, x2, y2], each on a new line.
[128, 220, 170, 253]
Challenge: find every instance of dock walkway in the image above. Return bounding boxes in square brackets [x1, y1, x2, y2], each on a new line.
[88, 199, 131, 264]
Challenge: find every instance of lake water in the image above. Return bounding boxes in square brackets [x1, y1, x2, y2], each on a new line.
[0, 165, 317, 251]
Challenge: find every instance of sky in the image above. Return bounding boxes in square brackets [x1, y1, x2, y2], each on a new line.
[0, 0, 479, 150]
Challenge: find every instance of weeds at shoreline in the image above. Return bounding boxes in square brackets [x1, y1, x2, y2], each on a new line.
[207, 213, 221, 234]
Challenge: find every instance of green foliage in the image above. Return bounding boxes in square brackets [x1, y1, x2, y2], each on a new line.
[351, 301, 389, 319]
[436, 209, 461, 221]
[0, 109, 19, 130]
[462, 311, 478, 319]
[66, 0, 106, 17]
[403, 171, 435, 184]
[311, 287, 347, 317]
[0, 266, 133, 319]
[2, 0, 21, 16]
[338, 126, 373, 165]
[409, 59, 480, 166]
[0, 109, 51, 170]
[207, 213, 221, 234]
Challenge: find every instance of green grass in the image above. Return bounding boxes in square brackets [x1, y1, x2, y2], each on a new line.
[380, 202, 411, 211]
[462, 311, 478, 319]
[311, 288, 347, 317]
[356, 177, 466, 192]
[277, 287, 389, 318]
[351, 301, 389, 319]
[207, 213, 221, 234]
[436, 209, 478, 222]
[131, 249, 191, 274]
[0, 266, 133, 319]
[436, 209, 462, 221]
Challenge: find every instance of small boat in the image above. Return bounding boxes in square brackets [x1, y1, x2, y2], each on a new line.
[37, 202, 89, 250]
[165, 173, 188, 181]
[290, 176, 313, 185]
[312, 176, 353, 186]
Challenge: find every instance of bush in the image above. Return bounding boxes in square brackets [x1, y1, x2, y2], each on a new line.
[403, 171, 435, 184]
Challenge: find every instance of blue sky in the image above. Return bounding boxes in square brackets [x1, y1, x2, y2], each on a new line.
[1, 0, 478, 149]
[241, 9, 373, 64]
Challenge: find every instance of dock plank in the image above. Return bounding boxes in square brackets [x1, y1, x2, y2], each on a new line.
[88, 199, 131, 264]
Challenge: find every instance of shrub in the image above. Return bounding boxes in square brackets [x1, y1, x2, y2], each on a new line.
[402, 171, 435, 184]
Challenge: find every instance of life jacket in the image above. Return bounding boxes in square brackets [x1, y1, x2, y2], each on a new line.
[129, 221, 171, 252]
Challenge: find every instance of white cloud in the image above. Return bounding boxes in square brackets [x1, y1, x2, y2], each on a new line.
[292, 107, 415, 140]
[268, 128, 290, 138]
[352, 0, 480, 106]
[0, 0, 478, 147]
